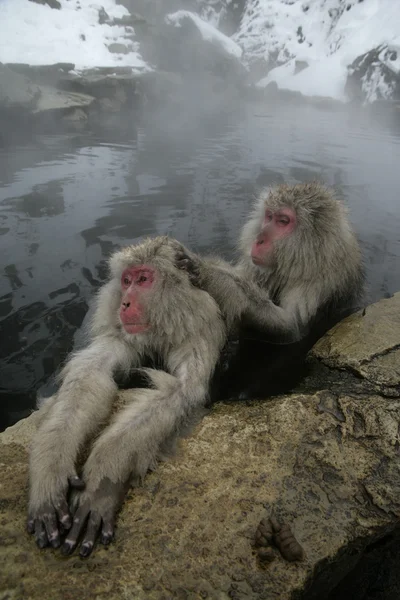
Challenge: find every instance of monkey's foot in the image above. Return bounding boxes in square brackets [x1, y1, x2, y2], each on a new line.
[61, 478, 127, 558]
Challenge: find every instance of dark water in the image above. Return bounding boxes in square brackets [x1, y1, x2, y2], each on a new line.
[1, 102, 400, 429]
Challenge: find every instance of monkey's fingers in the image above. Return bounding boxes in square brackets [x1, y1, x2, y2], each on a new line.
[54, 497, 72, 531]
[100, 517, 115, 546]
[34, 520, 49, 549]
[79, 513, 102, 558]
[61, 506, 90, 556]
[42, 512, 61, 548]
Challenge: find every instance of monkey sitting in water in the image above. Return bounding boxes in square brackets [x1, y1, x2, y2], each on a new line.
[178, 181, 365, 399]
[27, 236, 226, 557]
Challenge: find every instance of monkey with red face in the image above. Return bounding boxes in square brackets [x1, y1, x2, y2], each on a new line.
[178, 182, 364, 398]
[27, 236, 226, 557]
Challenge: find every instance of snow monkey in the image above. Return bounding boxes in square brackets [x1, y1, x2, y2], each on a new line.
[27, 236, 226, 557]
[178, 182, 365, 398]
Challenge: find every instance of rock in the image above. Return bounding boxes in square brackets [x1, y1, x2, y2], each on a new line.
[111, 13, 148, 27]
[345, 45, 400, 104]
[28, 0, 61, 8]
[294, 60, 308, 75]
[33, 86, 95, 113]
[107, 43, 134, 55]
[1, 293, 400, 598]
[6, 63, 75, 78]
[163, 11, 246, 81]
[0, 64, 41, 110]
[98, 6, 111, 25]
[61, 108, 88, 130]
[312, 292, 400, 396]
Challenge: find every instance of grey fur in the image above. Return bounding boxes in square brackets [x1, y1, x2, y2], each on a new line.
[181, 182, 364, 340]
[28, 236, 226, 549]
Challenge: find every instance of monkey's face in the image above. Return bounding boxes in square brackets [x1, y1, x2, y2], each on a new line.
[251, 206, 297, 267]
[119, 264, 155, 334]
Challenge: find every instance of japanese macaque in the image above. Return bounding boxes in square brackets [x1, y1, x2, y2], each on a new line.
[27, 236, 226, 557]
[178, 182, 364, 398]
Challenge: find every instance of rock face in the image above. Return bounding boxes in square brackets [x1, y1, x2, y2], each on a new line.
[0, 64, 41, 110]
[345, 45, 400, 104]
[312, 292, 400, 397]
[28, 0, 61, 9]
[1, 293, 400, 599]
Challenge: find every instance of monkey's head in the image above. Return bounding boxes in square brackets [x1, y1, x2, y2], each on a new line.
[241, 182, 351, 279]
[109, 236, 193, 337]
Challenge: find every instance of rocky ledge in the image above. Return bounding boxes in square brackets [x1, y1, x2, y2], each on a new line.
[1, 292, 400, 599]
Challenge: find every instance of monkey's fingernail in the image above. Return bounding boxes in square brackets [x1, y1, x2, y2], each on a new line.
[50, 537, 61, 549]
[100, 532, 113, 545]
[61, 540, 75, 555]
[80, 542, 94, 558]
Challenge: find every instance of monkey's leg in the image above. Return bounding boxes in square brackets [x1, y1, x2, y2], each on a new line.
[28, 338, 133, 549]
[62, 365, 210, 557]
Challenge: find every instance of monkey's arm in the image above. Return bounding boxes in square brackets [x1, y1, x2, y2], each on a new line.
[28, 336, 134, 549]
[239, 282, 305, 342]
[61, 345, 215, 557]
[178, 250, 302, 341]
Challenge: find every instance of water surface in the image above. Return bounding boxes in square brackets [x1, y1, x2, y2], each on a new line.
[1, 102, 400, 429]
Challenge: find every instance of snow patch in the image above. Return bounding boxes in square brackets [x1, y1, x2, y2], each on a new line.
[0, 0, 149, 71]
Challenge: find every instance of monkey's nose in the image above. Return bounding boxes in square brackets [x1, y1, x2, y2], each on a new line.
[256, 238, 264, 246]
[122, 301, 130, 309]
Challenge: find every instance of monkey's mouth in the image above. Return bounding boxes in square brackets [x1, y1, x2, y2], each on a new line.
[122, 322, 149, 334]
[251, 255, 264, 266]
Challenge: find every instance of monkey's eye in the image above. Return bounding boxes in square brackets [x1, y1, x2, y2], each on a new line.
[265, 211, 273, 222]
[123, 277, 130, 286]
[137, 275, 148, 284]
[276, 215, 290, 226]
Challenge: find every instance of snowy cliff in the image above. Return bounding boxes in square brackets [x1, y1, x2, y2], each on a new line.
[234, 0, 400, 103]
[0, 0, 399, 104]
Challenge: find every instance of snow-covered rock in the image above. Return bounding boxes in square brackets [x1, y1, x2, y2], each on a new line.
[235, 0, 400, 103]
[166, 10, 243, 59]
[346, 44, 400, 104]
[1, 0, 400, 104]
[164, 10, 246, 81]
[0, 0, 149, 71]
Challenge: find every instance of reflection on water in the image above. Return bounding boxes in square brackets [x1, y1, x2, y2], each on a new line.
[1, 103, 400, 429]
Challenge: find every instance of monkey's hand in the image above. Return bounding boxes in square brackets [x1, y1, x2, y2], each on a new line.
[175, 249, 203, 287]
[61, 478, 127, 558]
[27, 472, 85, 549]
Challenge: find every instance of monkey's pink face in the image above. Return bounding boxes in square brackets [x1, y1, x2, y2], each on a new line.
[119, 265, 155, 334]
[251, 207, 296, 266]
